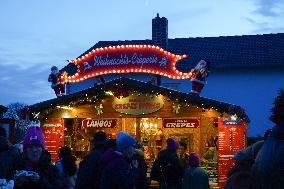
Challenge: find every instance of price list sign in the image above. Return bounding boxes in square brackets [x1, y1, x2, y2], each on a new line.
[218, 120, 247, 186]
[41, 120, 64, 162]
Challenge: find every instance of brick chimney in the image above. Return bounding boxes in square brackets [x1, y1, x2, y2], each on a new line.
[151, 13, 168, 86]
[152, 13, 168, 50]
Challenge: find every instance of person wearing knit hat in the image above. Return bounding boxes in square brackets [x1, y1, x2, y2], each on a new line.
[116, 131, 137, 153]
[182, 152, 209, 189]
[252, 89, 284, 189]
[100, 132, 139, 189]
[14, 126, 63, 189]
[23, 126, 45, 150]
[151, 138, 183, 189]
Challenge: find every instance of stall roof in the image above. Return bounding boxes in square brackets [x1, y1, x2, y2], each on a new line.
[30, 77, 249, 122]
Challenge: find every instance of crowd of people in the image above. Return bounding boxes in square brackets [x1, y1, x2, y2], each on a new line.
[0, 89, 283, 189]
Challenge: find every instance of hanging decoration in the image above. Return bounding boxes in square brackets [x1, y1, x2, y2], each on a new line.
[29, 77, 249, 123]
[66, 45, 190, 83]
[48, 66, 67, 97]
[95, 103, 104, 115]
[190, 60, 211, 94]
[172, 102, 181, 114]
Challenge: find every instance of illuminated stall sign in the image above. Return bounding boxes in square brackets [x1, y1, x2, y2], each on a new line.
[82, 119, 117, 129]
[41, 120, 64, 162]
[218, 120, 247, 187]
[112, 94, 163, 115]
[163, 118, 199, 128]
[66, 45, 191, 83]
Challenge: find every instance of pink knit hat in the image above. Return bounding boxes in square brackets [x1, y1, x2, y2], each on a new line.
[23, 126, 45, 149]
[188, 152, 200, 167]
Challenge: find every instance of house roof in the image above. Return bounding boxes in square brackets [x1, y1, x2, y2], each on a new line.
[62, 33, 284, 75]
[29, 77, 249, 122]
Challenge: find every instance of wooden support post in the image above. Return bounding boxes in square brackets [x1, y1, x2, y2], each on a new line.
[136, 118, 141, 143]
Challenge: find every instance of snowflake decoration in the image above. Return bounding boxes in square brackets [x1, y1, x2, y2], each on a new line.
[172, 102, 181, 114]
[95, 103, 103, 115]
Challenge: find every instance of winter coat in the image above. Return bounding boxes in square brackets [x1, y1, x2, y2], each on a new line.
[56, 159, 77, 189]
[151, 149, 183, 189]
[14, 152, 63, 189]
[75, 147, 104, 189]
[224, 160, 253, 189]
[179, 153, 189, 173]
[0, 137, 20, 180]
[251, 124, 284, 189]
[245, 140, 264, 160]
[100, 149, 139, 189]
[182, 166, 209, 189]
[132, 150, 149, 189]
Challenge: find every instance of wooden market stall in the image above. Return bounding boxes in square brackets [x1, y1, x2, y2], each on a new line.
[29, 77, 249, 187]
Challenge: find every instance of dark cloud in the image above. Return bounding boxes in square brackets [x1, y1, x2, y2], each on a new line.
[253, 0, 283, 17]
[245, 0, 284, 34]
[0, 62, 56, 105]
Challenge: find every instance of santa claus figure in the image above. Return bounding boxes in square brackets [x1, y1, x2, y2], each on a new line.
[48, 66, 66, 97]
[190, 60, 210, 94]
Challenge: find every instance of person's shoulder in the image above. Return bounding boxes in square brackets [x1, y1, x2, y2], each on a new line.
[86, 149, 102, 159]
[194, 167, 208, 175]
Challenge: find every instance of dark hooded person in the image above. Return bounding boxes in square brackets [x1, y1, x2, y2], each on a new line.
[151, 138, 183, 189]
[182, 152, 209, 189]
[75, 131, 107, 189]
[252, 89, 284, 189]
[0, 126, 20, 187]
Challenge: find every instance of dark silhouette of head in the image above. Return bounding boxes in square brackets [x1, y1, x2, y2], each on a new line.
[92, 131, 107, 148]
[59, 146, 77, 176]
[264, 129, 272, 140]
[59, 146, 72, 159]
[269, 89, 284, 125]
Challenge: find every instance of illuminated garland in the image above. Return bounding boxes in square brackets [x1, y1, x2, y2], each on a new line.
[64, 45, 190, 83]
[30, 78, 250, 123]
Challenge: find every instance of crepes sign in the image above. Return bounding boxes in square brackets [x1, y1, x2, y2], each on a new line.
[112, 94, 163, 115]
[163, 118, 199, 128]
[82, 119, 117, 129]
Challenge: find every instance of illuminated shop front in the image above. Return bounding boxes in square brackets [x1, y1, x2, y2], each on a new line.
[30, 77, 248, 187]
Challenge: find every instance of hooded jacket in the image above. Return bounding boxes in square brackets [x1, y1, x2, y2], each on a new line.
[182, 166, 209, 189]
[0, 137, 20, 180]
[100, 148, 138, 189]
[252, 124, 284, 189]
[75, 147, 104, 189]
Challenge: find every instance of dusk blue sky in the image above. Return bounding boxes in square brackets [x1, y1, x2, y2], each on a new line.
[0, 0, 284, 136]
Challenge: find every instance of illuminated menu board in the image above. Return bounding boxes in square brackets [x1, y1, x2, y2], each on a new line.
[218, 120, 247, 186]
[41, 120, 64, 162]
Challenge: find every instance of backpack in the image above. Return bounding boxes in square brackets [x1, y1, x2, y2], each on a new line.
[151, 151, 182, 186]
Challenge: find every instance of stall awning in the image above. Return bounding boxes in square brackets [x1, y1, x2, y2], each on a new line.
[29, 77, 249, 122]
